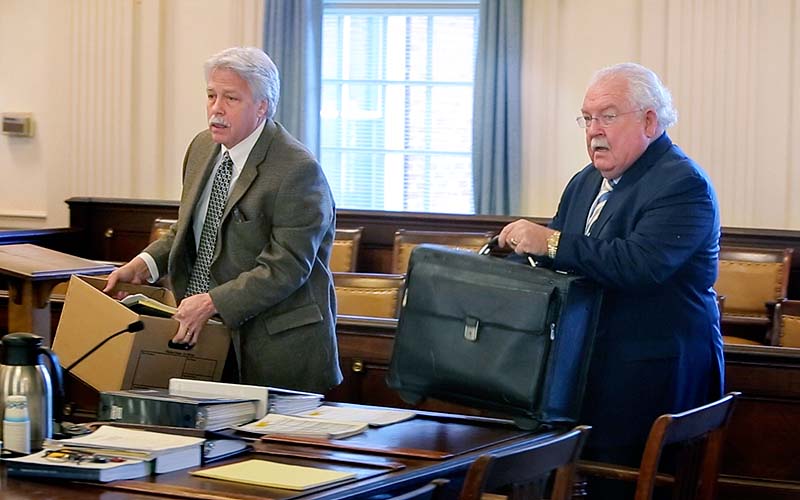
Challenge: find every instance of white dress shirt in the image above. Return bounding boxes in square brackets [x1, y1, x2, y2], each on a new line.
[139, 120, 266, 282]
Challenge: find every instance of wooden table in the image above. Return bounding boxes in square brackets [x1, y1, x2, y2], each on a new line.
[0, 244, 114, 345]
[1, 413, 557, 500]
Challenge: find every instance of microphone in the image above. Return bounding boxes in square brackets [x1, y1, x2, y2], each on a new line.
[65, 321, 145, 372]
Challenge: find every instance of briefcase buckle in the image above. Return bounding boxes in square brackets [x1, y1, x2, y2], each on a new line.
[464, 317, 480, 342]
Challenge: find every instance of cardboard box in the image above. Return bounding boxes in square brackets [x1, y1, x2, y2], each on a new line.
[53, 275, 231, 392]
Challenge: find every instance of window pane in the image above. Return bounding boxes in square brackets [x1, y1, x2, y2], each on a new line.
[321, 2, 478, 214]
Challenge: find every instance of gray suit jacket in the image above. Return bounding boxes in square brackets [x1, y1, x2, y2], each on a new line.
[144, 120, 342, 393]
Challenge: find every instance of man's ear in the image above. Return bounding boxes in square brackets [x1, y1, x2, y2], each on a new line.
[644, 109, 659, 137]
[258, 100, 269, 120]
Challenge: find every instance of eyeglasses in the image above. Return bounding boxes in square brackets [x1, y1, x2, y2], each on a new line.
[576, 109, 642, 128]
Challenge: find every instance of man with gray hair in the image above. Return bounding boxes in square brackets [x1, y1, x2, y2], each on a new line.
[499, 63, 723, 496]
[106, 46, 342, 393]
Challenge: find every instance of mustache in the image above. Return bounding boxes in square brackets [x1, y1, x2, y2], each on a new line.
[591, 137, 610, 150]
[209, 115, 229, 127]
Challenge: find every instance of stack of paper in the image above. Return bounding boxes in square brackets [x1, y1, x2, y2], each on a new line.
[44, 426, 205, 473]
[169, 378, 269, 418]
[269, 394, 323, 415]
[236, 413, 368, 439]
[297, 405, 416, 427]
[268, 387, 323, 415]
[191, 459, 355, 490]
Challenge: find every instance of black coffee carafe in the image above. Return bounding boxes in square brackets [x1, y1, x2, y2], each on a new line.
[0, 332, 64, 451]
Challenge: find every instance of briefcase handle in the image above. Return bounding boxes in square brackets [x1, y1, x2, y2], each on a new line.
[479, 236, 538, 268]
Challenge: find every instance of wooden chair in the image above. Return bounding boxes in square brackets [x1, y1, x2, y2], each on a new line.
[388, 479, 450, 500]
[333, 272, 405, 318]
[391, 229, 495, 274]
[772, 299, 800, 347]
[150, 217, 177, 243]
[458, 425, 591, 500]
[331, 227, 363, 272]
[715, 246, 793, 345]
[578, 392, 740, 500]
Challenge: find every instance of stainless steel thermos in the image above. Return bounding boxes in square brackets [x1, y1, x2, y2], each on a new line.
[0, 332, 64, 451]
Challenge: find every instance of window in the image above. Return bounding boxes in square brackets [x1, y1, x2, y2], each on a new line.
[321, 1, 479, 213]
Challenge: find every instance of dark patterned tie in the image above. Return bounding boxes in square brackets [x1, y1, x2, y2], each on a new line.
[186, 152, 234, 296]
[584, 177, 616, 236]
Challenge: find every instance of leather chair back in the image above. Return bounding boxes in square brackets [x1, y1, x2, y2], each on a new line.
[715, 246, 793, 345]
[334, 272, 405, 319]
[391, 229, 495, 274]
[331, 227, 363, 272]
[773, 299, 800, 347]
[716, 246, 792, 318]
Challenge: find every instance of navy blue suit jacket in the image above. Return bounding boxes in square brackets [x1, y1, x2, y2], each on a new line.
[549, 133, 724, 455]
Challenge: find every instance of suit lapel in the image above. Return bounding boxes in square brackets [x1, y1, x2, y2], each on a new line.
[168, 140, 219, 297]
[589, 142, 662, 237]
[222, 120, 277, 221]
[567, 172, 603, 235]
[581, 176, 603, 229]
[176, 145, 220, 248]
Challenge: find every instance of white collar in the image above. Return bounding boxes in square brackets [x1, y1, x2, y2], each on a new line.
[220, 119, 266, 173]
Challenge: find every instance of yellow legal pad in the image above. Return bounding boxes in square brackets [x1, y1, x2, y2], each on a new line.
[190, 459, 356, 490]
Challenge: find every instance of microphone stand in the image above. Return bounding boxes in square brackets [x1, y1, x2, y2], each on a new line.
[64, 321, 145, 372]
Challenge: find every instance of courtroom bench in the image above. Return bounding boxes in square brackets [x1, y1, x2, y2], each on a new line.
[65, 197, 800, 298]
[60, 198, 800, 348]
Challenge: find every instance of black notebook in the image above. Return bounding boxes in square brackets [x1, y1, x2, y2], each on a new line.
[6, 450, 150, 482]
[99, 389, 258, 431]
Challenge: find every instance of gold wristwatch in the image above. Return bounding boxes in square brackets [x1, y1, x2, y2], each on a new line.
[546, 231, 561, 259]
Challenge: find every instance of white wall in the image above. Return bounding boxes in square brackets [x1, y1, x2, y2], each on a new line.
[521, 0, 800, 230]
[0, 0, 66, 226]
[1, 0, 799, 230]
[0, 0, 264, 228]
[521, 0, 641, 220]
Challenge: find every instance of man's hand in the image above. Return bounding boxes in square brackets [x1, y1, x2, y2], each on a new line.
[103, 257, 151, 299]
[172, 293, 218, 346]
[498, 219, 556, 256]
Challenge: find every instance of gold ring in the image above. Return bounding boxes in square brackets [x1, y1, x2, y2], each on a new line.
[510, 237, 519, 246]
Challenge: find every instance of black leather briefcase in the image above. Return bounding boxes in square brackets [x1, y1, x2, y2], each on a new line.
[386, 241, 602, 429]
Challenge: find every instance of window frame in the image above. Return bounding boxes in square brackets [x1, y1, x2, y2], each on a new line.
[320, 0, 480, 214]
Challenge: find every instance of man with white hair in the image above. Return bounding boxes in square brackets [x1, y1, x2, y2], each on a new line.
[499, 63, 724, 494]
[107, 47, 342, 393]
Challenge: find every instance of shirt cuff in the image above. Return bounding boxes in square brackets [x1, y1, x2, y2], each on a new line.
[137, 252, 160, 284]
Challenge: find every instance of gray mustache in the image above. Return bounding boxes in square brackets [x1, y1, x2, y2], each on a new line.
[209, 116, 228, 127]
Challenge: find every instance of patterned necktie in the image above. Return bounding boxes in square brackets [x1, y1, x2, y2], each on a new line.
[584, 177, 616, 236]
[186, 152, 234, 296]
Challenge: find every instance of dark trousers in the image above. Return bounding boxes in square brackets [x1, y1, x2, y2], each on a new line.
[220, 341, 239, 383]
